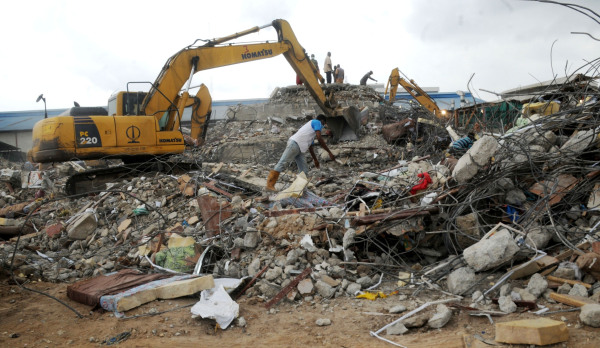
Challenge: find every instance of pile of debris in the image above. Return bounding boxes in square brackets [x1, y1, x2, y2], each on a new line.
[2, 80, 600, 345]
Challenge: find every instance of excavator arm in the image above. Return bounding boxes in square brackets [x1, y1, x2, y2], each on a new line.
[385, 68, 447, 119]
[142, 19, 359, 142]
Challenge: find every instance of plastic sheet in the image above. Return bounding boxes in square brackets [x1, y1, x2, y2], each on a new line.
[191, 284, 239, 329]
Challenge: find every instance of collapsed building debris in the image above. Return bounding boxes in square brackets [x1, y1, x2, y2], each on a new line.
[2, 76, 600, 345]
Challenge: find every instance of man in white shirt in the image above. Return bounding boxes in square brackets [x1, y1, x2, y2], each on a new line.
[323, 52, 333, 84]
[265, 115, 336, 191]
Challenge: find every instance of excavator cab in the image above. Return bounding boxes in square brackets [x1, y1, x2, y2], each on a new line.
[108, 91, 147, 116]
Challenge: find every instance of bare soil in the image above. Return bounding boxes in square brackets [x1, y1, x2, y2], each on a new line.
[1, 281, 599, 348]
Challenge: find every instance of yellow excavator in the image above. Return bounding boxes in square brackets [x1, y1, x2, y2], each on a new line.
[30, 19, 359, 164]
[384, 68, 447, 119]
[30, 19, 360, 194]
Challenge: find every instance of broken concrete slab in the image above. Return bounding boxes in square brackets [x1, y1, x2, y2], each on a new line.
[463, 228, 519, 272]
[452, 135, 499, 183]
[112, 275, 215, 312]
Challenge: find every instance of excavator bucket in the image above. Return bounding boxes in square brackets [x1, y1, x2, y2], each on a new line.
[325, 106, 362, 143]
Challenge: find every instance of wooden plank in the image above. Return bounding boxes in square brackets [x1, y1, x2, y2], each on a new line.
[508, 260, 541, 280]
[116, 275, 215, 312]
[549, 292, 596, 307]
[356, 203, 366, 234]
[547, 275, 592, 289]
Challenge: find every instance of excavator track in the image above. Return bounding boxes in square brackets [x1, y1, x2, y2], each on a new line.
[65, 160, 201, 196]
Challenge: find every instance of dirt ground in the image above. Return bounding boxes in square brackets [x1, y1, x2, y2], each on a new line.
[1, 280, 599, 348]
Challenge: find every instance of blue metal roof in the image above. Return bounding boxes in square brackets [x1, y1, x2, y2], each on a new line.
[383, 92, 486, 111]
[1, 93, 486, 132]
[0, 109, 65, 132]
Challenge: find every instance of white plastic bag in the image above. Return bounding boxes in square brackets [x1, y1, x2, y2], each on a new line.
[190, 284, 239, 329]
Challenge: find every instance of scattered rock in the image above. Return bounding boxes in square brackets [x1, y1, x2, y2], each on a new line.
[428, 304, 452, 329]
[315, 318, 331, 326]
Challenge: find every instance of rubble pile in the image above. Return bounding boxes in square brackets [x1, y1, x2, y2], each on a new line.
[2, 78, 600, 344]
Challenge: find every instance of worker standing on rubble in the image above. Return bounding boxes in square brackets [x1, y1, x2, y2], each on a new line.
[265, 115, 336, 191]
[335, 65, 345, 83]
[324, 52, 333, 83]
[310, 54, 319, 73]
[360, 71, 377, 85]
[449, 132, 475, 156]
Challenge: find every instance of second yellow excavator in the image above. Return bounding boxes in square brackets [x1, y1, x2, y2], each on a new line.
[384, 68, 448, 120]
[31, 19, 360, 164]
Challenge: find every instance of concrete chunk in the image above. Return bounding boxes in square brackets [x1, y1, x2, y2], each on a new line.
[67, 212, 97, 240]
[580, 304, 600, 327]
[447, 266, 477, 295]
[463, 229, 519, 272]
[452, 135, 499, 183]
[495, 318, 569, 345]
[427, 304, 452, 329]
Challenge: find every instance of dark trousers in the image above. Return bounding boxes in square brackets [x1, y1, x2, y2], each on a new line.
[326, 71, 332, 84]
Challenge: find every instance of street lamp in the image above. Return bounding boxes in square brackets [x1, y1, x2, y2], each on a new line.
[36, 94, 47, 119]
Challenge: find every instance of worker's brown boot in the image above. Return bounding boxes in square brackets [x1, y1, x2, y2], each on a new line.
[265, 170, 280, 191]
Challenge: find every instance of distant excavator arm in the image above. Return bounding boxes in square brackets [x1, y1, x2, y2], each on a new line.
[385, 68, 446, 119]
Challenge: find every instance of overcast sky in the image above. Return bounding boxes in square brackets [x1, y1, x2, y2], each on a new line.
[1, 0, 598, 112]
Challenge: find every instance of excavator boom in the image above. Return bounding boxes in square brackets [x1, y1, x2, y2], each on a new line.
[385, 68, 446, 120]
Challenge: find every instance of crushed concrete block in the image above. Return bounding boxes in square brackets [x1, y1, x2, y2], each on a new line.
[356, 276, 373, 288]
[512, 287, 537, 302]
[315, 280, 335, 298]
[428, 304, 452, 329]
[389, 305, 407, 314]
[386, 322, 408, 335]
[243, 231, 260, 249]
[499, 284, 512, 297]
[557, 283, 572, 294]
[527, 226, 554, 250]
[247, 258, 261, 277]
[346, 282, 361, 295]
[265, 267, 282, 281]
[463, 229, 519, 272]
[498, 295, 517, 313]
[320, 274, 341, 287]
[452, 135, 499, 183]
[552, 265, 578, 280]
[297, 278, 314, 295]
[401, 313, 429, 328]
[505, 189, 526, 205]
[258, 281, 280, 298]
[568, 283, 589, 297]
[560, 128, 598, 156]
[495, 318, 569, 345]
[67, 212, 97, 240]
[454, 213, 480, 249]
[580, 304, 600, 327]
[315, 318, 331, 326]
[526, 273, 548, 298]
[447, 266, 477, 295]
